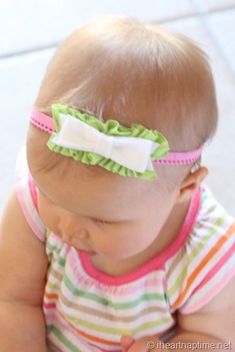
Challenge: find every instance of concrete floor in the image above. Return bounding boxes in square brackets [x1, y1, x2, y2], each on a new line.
[0, 0, 235, 214]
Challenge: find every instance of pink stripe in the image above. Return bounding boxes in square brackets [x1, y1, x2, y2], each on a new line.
[44, 311, 56, 321]
[122, 277, 164, 295]
[69, 251, 164, 293]
[55, 310, 103, 351]
[192, 241, 235, 294]
[181, 243, 235, 314]
[16, 182, 45, 241]
[79, 187, 202, 286]
[28, 174, 39, 210]
[181, 265, 235, 314]
[44, 302, 57, 309]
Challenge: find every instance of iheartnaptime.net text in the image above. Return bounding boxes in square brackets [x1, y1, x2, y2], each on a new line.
[146, 340, 232, 350]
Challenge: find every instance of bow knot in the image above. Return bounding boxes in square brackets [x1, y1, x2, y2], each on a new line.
[51, 113, 159, 173]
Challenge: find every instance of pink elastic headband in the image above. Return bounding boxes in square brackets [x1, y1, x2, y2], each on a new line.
[30, 108, 203, 165]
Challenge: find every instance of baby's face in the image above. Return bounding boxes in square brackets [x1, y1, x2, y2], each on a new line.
[29, 147, 177, 262]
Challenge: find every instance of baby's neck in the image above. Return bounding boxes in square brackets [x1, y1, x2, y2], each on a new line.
[91, 197, 192, 276]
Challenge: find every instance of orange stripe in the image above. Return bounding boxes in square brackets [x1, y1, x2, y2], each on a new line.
[58, 310, 120, 347]
[45, 292, 120, 346]
[44, 291, 120, 345]
[172, 222, 235, 308]
[44, 291, 59, 300]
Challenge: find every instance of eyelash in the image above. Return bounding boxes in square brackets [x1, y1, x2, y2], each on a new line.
[93, 218, 113, 225]
[40, 191, 114, 225]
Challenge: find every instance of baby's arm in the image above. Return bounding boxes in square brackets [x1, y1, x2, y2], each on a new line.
[169, 277, 235, 348]
[0, 188, 48, 352]
[121, 277, 235, 351]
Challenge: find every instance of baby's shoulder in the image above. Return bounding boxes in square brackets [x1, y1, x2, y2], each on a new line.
[191, 185, 235, 248]
[165, 185, 235, 314]
[15, 146, 46, 241]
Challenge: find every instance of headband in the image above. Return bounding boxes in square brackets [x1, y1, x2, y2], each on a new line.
[30, 104, 203, 180]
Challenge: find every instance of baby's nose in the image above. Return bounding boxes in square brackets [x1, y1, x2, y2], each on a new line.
[61, 227, 89, 246]
[59, 215, 89, 243]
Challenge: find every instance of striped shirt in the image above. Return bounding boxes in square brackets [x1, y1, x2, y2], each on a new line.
[15, 148, 235, 352]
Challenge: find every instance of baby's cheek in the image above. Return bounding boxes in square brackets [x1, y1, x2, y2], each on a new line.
[92, 228, 146, 259]
[90, 231, 126, 257]
[38, 201, 59, 234]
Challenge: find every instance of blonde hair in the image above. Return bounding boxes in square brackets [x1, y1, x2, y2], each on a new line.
[33, 15, 218, 191]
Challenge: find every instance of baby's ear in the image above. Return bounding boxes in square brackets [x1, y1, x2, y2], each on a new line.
[177, 166, 208, 203]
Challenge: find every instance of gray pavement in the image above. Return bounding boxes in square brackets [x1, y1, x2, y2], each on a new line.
[0, 0, 235, 214]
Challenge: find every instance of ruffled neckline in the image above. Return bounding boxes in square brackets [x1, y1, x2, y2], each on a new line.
[78, 187, 202, 286]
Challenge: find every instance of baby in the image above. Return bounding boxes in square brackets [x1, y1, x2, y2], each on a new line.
[0, 15, 234, 352]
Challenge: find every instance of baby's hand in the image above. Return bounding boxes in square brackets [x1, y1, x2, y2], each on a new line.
[120, 335, 162, 352]
[120, 335, 135, 351]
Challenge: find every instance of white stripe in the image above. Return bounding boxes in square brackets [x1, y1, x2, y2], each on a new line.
[180, 253, 235, 313]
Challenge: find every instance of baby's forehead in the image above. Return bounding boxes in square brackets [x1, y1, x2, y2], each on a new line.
[29, 143, 158, 217]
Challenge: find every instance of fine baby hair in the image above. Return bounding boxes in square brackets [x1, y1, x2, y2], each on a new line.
[28, 15, 218, 192]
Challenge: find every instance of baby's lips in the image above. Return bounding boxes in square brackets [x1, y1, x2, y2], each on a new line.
[77, 248, 96, 256]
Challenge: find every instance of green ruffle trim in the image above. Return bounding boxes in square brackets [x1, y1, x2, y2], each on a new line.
[47, 104, 169, 180]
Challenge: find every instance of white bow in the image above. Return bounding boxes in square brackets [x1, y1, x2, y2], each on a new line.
[52, 113, 160, 173]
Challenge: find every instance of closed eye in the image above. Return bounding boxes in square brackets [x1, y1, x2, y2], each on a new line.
[92, 217, 115, 225]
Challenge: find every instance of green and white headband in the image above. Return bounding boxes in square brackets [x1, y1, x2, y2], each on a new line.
[30, 104, 203, 180]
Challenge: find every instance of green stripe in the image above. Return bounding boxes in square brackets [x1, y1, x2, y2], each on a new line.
[46, 241, 61, 255]
[47, 281, 61, 291]
[168, 214, 226, 297]
[66, 313, 171, 335]
[64, 275, 164, 309]
[48, 325, 81, 352]
[59, 292, 166, 323]
[46, 242, 66, 267]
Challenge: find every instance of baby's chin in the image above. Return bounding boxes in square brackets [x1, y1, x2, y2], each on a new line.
[88, 248, 157, 276]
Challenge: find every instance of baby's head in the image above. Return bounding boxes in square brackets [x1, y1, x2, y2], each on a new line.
[26, 16, 218, 262]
